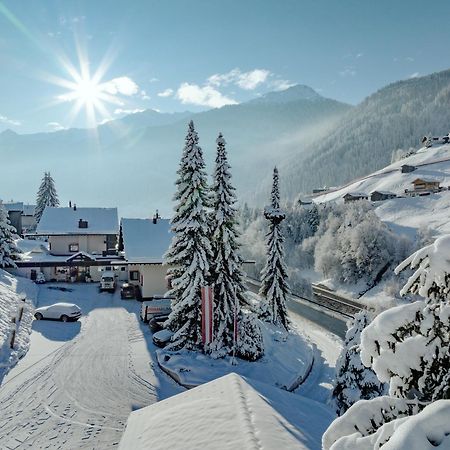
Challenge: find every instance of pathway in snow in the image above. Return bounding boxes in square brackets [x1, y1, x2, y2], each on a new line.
[290, 311, 343, 405]
[0, 284, 181, 449]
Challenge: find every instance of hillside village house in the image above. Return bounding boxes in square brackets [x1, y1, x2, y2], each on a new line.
[12, 206, 122, 282]
[370, 191, 397, 202]
[411, 178, 441, 192]
[343, 192, 368, 203]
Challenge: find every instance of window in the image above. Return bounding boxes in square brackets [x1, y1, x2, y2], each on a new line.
[130, 270, 139, 281]
[121, 266, 126, 272]
[69, 243, 79, 252]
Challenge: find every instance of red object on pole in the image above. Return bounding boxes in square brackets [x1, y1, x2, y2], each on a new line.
[201, 286, 214, 345]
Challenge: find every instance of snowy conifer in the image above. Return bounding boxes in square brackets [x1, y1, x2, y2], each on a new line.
[35, 172, 59, 223]
[164, 121, 213, 351]
[333, 310, 385, 415]
[259, 167, 290, 329]
[0, 202, 20, 268]
[207, 133, 263, 360]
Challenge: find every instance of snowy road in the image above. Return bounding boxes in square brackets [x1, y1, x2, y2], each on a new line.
[0, 284, 182, 449]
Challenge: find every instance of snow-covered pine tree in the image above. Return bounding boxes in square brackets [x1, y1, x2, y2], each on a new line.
[164, 121, 213, 351]
[0, 201, 20, 268]
[35, 172, 59, 223]
[333, 310, 385, 415]
[207, 133, 263, 360]
[259, 167, 290, 330]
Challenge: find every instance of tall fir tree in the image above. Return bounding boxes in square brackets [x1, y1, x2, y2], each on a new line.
[35, 172, 59, 223]
[207, 133, 262, 359]
[259, 167, 290, 330]
[0, 202, 20, 268]
[164, 121, 213, 350]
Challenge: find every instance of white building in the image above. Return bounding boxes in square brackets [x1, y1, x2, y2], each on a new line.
[36, 206, 119, 256]
[121, 217, 173, 298]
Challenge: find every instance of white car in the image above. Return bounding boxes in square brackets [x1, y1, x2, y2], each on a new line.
[34, 303, 82, 322]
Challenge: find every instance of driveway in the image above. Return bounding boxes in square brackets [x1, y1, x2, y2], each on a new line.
[0, 283, 182, 449]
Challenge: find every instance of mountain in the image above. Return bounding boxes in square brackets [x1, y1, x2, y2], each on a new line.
[280, 69, 450, 200]
[0, 86, 350, 217]
[249, 84, 321, 104]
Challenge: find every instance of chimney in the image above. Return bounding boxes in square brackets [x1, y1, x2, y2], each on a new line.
[73, 204, 77, 211]
[78, 219, 88, 229]
[69, 200, 72, 208]
[152, 215, 157, 224]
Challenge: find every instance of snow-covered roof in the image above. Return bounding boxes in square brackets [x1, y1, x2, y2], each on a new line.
[121, 218, 172, 263]
[371, 190, 396, 196]
[3, 202, 23, 212]
[344, 192, 368, 198]
[36, 207, 118, 235]
[412, 177, 441, 184]
[119, 373, 331, 450]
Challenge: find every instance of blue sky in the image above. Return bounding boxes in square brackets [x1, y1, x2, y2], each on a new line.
[1, 0, 450, 133]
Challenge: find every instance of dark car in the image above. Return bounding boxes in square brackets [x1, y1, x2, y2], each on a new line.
[120, 283, 136, 299]
[148, 314, 169, 333]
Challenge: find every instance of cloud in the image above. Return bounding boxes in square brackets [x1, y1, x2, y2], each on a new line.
[149, 77, 159, 83]
[0, 115, 21, 126]
[406, 56, 415, 62]
[47, 121, 65, 131]
[339, 67, 357, 77]
[113, 108, 145, 115]
[208, 68, 270, 90]
[176, 83, 237, 108]
[103, 77, 139, 96]
[157, 88, 174, 98]
[410, 72, 420, 79]
[270, 79, 296, 91]
[140, 90, 151, 100]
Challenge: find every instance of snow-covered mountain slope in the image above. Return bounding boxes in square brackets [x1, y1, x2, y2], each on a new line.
[0, 270, 36, 382]
[314, 143, 450, 240]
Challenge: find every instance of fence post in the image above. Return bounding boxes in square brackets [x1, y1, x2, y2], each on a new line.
[10, 317, 16, 349]
[18, 296, 26, 322]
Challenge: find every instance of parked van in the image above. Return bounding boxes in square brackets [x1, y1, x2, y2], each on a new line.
[140, 298, 172, 323]
[100, 272, 116, 292]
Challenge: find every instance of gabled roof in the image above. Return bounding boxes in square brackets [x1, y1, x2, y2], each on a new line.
[343, 192, 368, 198]
[36, 207, 119, 235]
[121, 218, 172, 264]
[412, 178, 441, 184]
[119, 373, 330, 450]
[371, 190, 396, 196]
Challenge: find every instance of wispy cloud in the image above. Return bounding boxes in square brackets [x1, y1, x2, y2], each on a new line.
[47, 121, 65, 131]
[270, 79, 296, 91]
[176, 83, 237, 108]
[114, 108, 145, 115]
[102, 76, 139, 96]
[208, 68, 270, 90]
[339, 66, 357, 77]
[140, 90, 150, 100]
[0, 115, 21, 126]
[157, 88, 174, 98]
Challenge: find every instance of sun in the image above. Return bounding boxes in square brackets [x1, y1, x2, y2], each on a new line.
[47, 41, 122, 128]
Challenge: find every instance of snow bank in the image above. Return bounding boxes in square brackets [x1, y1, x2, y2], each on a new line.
[119, 372, 333, 450]
[157, 322, 313, 391]
[0, 269, 37, 381]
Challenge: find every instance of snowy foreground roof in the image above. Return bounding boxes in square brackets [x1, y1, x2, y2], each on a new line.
[121, 218, 172, 263]
[36, 207, 118, 235]
[119, 373, 332, 450]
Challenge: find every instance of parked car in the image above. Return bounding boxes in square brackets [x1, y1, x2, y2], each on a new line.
[152, 329, 174, 348]
[148, 313, 169, 333]
[100, 272, 116, 292]
[120, 283, 136, 299]
[34, 303, 82, 322]
[140, 298, 172, 323]
[35, 272, 46, 284]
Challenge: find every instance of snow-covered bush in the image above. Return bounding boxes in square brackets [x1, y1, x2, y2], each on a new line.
[236, 312, 264, 361]
[333, 311, 385, 415]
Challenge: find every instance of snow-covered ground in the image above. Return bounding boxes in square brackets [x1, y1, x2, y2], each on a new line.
[0, 269, 37, 384]
[0, 279, 342, 449]
[314, 143, 450, 239]
[0, 283, 183, 449]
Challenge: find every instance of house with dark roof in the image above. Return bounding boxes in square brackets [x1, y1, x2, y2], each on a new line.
[343, 192, 368, 203]
[370, 190, 397, 202]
